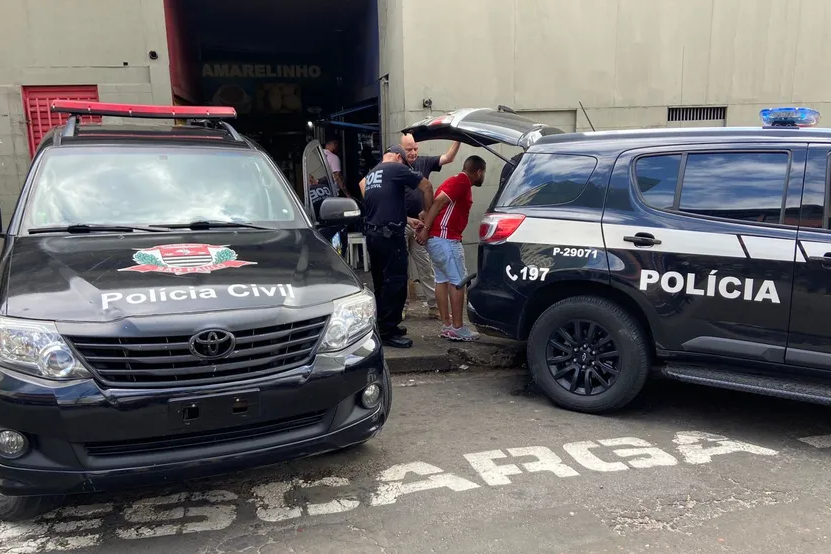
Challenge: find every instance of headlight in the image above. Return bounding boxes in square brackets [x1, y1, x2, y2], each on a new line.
[0, 317, 91, 380]
[318, 289, 376, 352]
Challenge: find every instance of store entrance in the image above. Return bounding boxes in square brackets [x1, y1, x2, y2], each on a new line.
[168, 0, 382, 200]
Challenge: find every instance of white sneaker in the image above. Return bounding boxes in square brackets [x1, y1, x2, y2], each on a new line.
[445, 325, 480, 342]
[440, 324, 453, 338]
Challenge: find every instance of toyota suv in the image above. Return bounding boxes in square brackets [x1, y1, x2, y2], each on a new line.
[405, 106, 831, 414]
[0, 101, 389, 521]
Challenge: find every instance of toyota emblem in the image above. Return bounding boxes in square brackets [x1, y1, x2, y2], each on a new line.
[189, 329, 236, 359]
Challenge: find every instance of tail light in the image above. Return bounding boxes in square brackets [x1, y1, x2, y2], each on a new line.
[479, 213, 526, 244]
[429, 115, 453, 126]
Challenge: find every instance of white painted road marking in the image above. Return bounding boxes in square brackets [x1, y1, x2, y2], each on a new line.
[507, 446, 581, 479]
[597, 437, 679, 469]
[250, 477, 361, 522]
[370, 462, 480, 506]
[798, 434, 831, 449]
[0, 503, 113, 553]
[672, 431, 778, 464]
[115, 491, 238, 540]
[0, 430, 781, 553]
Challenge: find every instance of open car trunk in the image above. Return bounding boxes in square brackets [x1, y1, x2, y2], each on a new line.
[401, 107, 564, 151]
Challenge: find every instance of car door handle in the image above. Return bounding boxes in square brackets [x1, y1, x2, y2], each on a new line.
[808, 252, 831, 266]
[623, 232, 662, 247]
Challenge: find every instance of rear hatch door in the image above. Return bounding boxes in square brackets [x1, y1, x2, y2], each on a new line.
[401, 107, 564, 150]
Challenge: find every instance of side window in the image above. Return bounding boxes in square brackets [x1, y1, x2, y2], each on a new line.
[798, 151, 829, 229]
[679, 152, 789, 224]
[497, 153, 597, 207]
[635, 155, 681, 210]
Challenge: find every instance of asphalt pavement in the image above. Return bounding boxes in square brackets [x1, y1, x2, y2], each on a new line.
[4, 369, 831, 554]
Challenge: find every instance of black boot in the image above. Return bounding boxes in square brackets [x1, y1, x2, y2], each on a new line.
[382, 335, 413, 348]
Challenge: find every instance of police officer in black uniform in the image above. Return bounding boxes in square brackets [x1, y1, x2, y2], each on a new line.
[359, 145, 434, 348]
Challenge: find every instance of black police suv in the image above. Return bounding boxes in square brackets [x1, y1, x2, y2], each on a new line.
[0, 101, 390, 521]
[405, 106, 831, 414]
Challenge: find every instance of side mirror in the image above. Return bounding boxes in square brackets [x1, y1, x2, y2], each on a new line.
[318, 197, 361, 225]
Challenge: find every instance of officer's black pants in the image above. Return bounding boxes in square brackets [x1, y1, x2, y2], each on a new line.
[366, 230, 408, 338]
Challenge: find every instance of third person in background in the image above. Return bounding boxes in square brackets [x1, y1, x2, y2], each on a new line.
[323, 134, 351, 198]
[400, 134, 461, 320]
[417, 155, 486, 342]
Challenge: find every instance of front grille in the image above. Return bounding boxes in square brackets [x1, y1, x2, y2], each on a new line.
[83, 410, 327, 457]
[66, 316, 328, 388]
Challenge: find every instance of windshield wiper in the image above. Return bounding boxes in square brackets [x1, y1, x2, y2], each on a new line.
[160, 220, 274, 231]
[28, 224, 168, 235]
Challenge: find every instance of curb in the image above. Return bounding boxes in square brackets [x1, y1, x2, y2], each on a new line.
[385, 340, 526, 374]
[386, 354, 452, 374]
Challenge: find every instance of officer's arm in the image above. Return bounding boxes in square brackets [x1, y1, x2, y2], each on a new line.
[418, 178, 434, 211]
[421, 191, 451, 232]
[359, 177, 366, 197]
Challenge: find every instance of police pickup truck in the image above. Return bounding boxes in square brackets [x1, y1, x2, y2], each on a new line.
[404, 106, 831, 414]
[0, 101, 389, 521]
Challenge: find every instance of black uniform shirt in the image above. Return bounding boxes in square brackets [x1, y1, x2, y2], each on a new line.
[404, 155, 441, 218]
[363, 162, 424, 228]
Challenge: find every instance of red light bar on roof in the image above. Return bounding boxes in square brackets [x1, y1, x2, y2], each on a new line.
[50, 100, 237, 119]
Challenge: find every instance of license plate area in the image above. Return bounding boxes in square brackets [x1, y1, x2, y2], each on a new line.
[168, 389, 261, 431]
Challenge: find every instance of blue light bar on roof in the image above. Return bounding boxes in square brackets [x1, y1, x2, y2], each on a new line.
[760, 107, 821, 127]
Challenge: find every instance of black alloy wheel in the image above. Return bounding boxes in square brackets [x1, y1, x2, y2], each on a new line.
[527, 295, 650, 414]
[546, 320, 620, 396]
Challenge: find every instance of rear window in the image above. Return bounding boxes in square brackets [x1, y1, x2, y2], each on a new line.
[634, 151, 790, 225]
[497, 153, 597, 207]
[22, 146, 303, 231]
[679, 152, 789, 224]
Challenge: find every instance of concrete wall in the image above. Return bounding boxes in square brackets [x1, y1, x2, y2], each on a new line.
[0, 0, 173, 220]
[392, 0, 831, 265]
[377, 0, 406, 151]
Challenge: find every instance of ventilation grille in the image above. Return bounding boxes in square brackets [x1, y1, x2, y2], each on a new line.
[668, 106, 727, 122]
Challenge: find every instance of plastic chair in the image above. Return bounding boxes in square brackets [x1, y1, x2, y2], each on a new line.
[348, 232, 369, 272]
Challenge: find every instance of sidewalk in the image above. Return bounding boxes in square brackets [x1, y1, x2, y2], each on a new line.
[356, 271, 526, 374]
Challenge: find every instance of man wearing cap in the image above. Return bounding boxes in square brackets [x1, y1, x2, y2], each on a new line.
[359, 145, 434, 348]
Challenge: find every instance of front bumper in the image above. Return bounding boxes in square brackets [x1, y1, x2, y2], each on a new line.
[0, 332, 388, 497]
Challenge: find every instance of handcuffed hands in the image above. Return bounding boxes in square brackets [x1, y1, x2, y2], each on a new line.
[416, 226, 430, 245]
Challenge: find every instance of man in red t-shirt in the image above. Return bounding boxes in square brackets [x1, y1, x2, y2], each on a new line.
[417, 156, 487, 341]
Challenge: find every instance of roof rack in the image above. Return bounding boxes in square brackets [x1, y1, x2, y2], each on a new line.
[50, 101, 243, 146]
[186, 118, 244, 141]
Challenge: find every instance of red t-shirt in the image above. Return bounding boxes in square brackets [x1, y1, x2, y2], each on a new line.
[429, 173, 473, 241]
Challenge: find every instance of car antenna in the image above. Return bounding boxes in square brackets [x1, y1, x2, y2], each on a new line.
[579, 101, 596, 132]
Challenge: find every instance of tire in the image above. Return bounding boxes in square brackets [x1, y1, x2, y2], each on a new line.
[0, 494, 56, 522]
[527, 295, 650, 414]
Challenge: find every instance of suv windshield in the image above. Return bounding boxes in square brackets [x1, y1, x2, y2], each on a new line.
[21, 146, 304, 232]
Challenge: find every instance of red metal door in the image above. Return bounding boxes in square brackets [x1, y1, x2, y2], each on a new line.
[21, 85, 101, 156]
